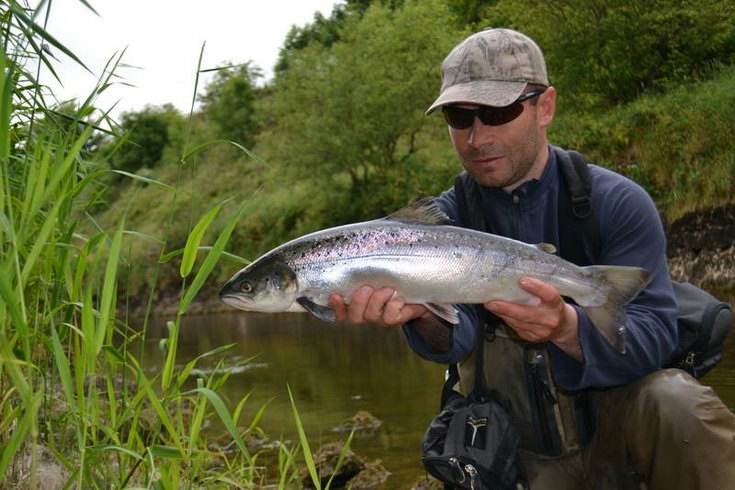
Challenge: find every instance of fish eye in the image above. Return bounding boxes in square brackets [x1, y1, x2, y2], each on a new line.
[240, 281, 253, 294]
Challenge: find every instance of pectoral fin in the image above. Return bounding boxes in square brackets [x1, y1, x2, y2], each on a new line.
[423, 303, 460, 325]
[297, 297, 336, 322]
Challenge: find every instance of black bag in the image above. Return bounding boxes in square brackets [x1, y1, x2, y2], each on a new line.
[422, 390, 525, 490]
[421, 319, 526, 490]
[665, 281, 732, 377]
[554, 148, 733, 378]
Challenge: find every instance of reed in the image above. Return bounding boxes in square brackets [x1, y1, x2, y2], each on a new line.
[0, 1, 349, 488]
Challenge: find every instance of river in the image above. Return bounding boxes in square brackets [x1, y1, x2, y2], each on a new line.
[137, 292, 735, 488]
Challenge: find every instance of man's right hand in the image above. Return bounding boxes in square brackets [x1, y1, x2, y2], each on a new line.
[328, 286, 430, 327]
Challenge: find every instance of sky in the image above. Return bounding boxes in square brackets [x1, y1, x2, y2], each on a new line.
[40, 0, 340, 117]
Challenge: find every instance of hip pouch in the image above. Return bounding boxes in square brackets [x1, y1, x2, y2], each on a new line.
[421, 389, 526, 490]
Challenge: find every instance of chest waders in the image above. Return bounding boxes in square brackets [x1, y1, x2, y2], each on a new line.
[450, 147, 597, 457]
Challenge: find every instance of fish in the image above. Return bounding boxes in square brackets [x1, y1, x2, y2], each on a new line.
[219, 198, 651, 353]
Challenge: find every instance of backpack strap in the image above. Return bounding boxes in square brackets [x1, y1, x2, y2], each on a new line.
[554, 148, 602, 265]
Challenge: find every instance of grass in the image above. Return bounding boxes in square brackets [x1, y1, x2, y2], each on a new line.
[0, 2, 354, 488]
[551, 64, 735, 220]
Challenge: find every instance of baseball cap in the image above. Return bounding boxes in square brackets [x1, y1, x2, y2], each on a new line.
[426, 28, 549, 114]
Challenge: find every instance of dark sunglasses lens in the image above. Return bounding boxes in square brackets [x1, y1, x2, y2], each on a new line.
[443, 103, 525, 129]
[478, 103, 524, 126]
[442, 106, 474, 129]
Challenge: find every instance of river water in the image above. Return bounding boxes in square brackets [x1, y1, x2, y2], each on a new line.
[137, 292, 735, 488]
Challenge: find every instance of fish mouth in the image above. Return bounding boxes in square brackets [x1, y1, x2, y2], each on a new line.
[219, 293, 254, 311]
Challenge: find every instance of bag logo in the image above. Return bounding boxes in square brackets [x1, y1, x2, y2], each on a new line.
[465, 416, 488, 448]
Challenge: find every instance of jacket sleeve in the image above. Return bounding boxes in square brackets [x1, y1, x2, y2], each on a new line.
[402, 188, 478, 364]
[551, 167, 678, 390]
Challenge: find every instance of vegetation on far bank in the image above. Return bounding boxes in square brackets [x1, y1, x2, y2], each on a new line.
[95, 0, 735, 298]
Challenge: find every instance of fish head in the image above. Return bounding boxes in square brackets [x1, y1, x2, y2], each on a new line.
[219, 256, 299, 312]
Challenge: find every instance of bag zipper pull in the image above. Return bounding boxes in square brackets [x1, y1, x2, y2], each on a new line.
[464, 464, 478, 490]
[449, 457, 465, 483]
[684, 351, 697, 377]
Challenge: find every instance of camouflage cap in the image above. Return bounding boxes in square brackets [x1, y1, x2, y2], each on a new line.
[426, 28, 549, 114]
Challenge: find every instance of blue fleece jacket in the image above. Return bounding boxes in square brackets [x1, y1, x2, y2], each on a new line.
[404, 146, 678, 390]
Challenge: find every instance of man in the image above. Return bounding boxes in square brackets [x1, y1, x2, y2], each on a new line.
[329, 28, 735, 489]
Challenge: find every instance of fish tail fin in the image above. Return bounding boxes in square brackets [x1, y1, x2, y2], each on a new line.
[580, 265, 651, 353]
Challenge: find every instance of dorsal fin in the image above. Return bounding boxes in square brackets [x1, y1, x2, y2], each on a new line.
[384, 197, 453, 225]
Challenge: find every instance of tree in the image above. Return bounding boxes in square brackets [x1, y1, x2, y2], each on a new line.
[108, 104, 184, 173]
[483, 0, 735, 106]
[261, 0, 464, 219]
[274, 0, 402, 76]
[199, 62, 261, 147]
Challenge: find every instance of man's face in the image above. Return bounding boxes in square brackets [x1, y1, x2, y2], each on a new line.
[448, 89, 556, 191]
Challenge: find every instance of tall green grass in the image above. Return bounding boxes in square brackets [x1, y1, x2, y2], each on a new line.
[0, 2, 351, 488]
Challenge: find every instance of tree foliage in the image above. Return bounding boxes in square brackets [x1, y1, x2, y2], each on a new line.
[107, 104, 184, 172]
[273, 0, 411, 76]
[485, 0, 735, 106]
[199, 62, 261, 147]
[261, 0, 463, 219]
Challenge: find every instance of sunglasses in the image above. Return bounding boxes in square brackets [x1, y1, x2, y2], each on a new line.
[441, 89, 546, 129]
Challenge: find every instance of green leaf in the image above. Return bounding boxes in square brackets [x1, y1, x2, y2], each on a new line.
[0, 50, 14, 159]
[178, 203, 246, 314]
[160, 320, 179, 391]
[50, 326, 75, 410]
[96, 225, 124, 356]
[0, 401, 33, 476]
[180, 387, 251, 462]
[159, 247, 184, 264]
[176, 343, 235, 387]
[288, 384, 320, 489]
[180, 202, 223, 278]
[148, 445, 184, 459]
[111, 170, 176, 192]
[103, 345, 125, 363]
[88, 444, 144, 461]
[8, 2, 89, 71]
[181, 139, 271, 168]
[137, 375, 185, 454]
[0, 269, 28, 339]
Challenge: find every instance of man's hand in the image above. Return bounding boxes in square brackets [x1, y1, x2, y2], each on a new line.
[329, 286, 452, 353]
[485, 277, 582, 361]
[328, 286, 430, 326]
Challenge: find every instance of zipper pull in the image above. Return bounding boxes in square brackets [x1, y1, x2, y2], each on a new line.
[684, 351, 697, 377]
[465, 464, 478, 490]
[449, 457, 465, 483]
[528, 350, 557, 403]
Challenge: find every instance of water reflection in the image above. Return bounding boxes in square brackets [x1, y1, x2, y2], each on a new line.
[136, 292, 735, 487]
[137, 312, 446, 487]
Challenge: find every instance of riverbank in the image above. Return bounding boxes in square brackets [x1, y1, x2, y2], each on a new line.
[133, 203, 735, 318]
[666, 204, 735, 289]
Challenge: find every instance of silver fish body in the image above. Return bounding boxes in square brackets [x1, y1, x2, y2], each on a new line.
[220, 199, 650, 352]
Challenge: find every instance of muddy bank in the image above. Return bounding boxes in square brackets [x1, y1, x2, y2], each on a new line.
[665, 204, 735, 288]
